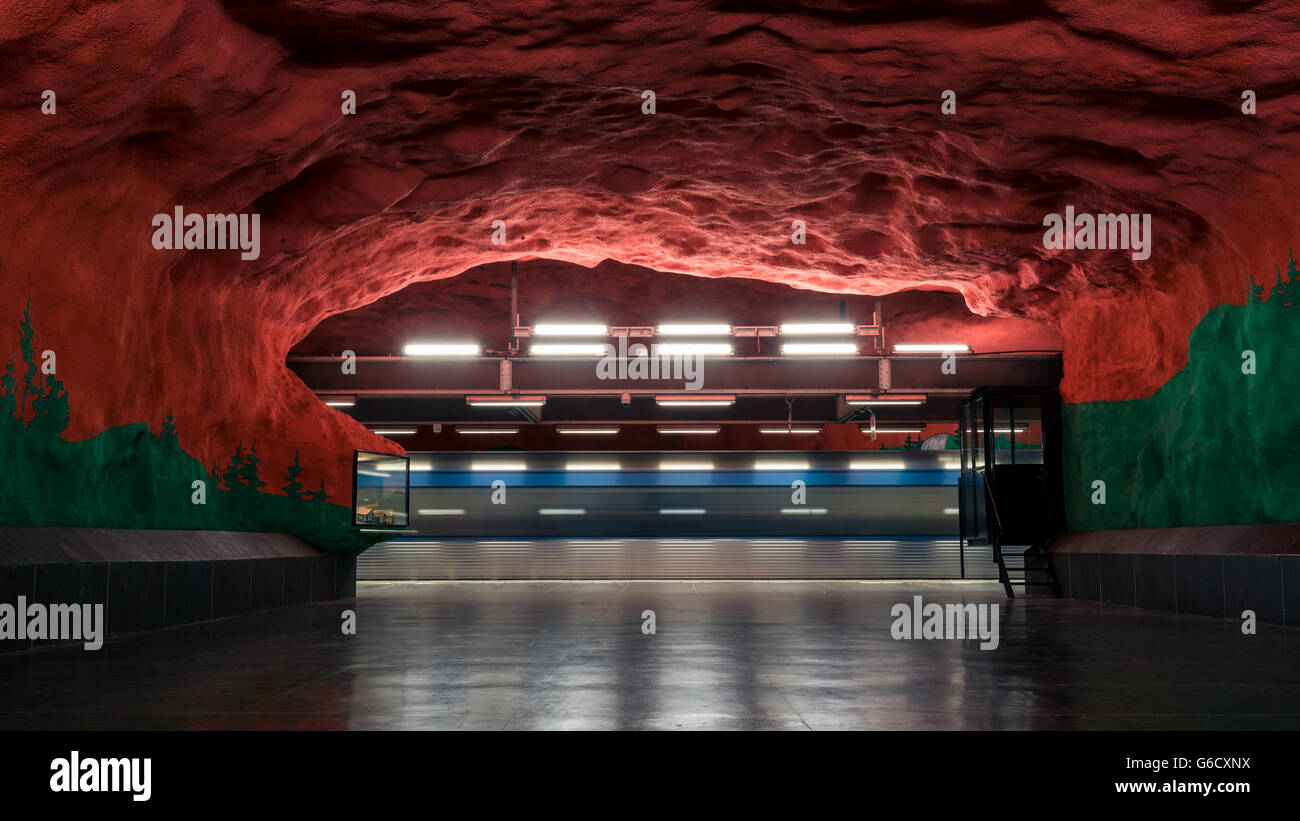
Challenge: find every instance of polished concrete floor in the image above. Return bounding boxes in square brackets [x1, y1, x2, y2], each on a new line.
[1, 581, 1298, 730]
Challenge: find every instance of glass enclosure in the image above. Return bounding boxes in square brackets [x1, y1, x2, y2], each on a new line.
[353, 451, 410, 527]
[957, 387, 1064, 559]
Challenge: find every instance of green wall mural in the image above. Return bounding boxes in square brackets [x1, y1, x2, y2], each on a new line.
[1064, 258, 1300, 530]
[0, 301, 383, 555]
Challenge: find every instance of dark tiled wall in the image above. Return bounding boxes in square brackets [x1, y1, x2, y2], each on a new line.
[0, 553, 355, 653]
[1050, 552, 1296, 626]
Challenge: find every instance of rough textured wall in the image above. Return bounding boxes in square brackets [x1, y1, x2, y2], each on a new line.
[2, 1, 1299, 520]
[1064, 279, 1300, 530]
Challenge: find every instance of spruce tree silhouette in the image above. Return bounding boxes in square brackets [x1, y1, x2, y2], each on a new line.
[7, 299, 70, 437]
[239, 440, 267, 493]
[223, 442, 245, 492]
[160, 410, 178, 448]
[282, 452, 306, 501]
[1, 354, 15, 421]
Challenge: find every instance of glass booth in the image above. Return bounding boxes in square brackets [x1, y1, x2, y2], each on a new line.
[958, 387, 1065, 562]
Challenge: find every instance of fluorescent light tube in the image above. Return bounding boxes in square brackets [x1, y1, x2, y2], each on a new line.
[655, 394, 734, 406]
[533, 323, 608, 336]
[656, 425, 721, 434]
[892, 343, 971, 353]
[465, 396, 545, 406]
[781, 342, 858, 355]
[656, 323, 731, 336]
[780, 322, 855, 335]
[655, 342, 733, 355]
[402, 342, 480, 356]
[529, 343, 608, 356]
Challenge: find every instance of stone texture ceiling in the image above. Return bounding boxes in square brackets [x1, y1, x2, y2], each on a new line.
[3, 0, 1298, 494]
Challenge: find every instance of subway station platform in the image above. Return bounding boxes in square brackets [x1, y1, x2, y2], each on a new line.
[1, 579, 1296, 731]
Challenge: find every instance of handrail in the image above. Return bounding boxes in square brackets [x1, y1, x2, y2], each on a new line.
[978, 467, 1004, 552]
[979, 467, 1014, 598]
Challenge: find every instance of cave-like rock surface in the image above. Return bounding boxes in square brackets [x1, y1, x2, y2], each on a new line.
[3, 1, 1298, 496]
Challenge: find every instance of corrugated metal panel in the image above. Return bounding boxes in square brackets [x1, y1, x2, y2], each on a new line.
[358, 538, 999, 580]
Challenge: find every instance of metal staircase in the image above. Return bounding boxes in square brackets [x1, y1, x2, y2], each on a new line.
[981, 468, 1060, 598]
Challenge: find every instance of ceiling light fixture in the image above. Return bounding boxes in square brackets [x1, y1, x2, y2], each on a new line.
[532, 323, 608, 336]
[556, 426, 620, 435]
[656, 425, 721, 434]
[465, 395, 546, 407]
[655, 342, 733, 356]
[402, 342, 480, 356]
[655, 394, 735, 407]
[859, 425, 925, 434]
[781, 342, 858, 355]
[529, 343, 609, 356]
[780, 322, 855, 335]
[892, 343, 971, 353]
[759, 426, 823, 434]
[456, 427, 520, 435]
[656, 323, 732, 336]
[845, 394, 925, 406]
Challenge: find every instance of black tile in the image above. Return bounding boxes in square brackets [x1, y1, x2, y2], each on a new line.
[1284, 556, 1300, 629]
[212, 560, 252, 619]
[106, 562, 165, 634]
[0, 565, 35, 653]
[336, 556, 356, 599]
[1175, 555, 1224, 618]
[310, 556, 335, 602]
[284, 558, 313, 606]
[1223, 555, 1284, 626]
[29, 564, 108, 649]
[1133, 554, 1177, 612]
[251, 558, 285, 612]
[1067, 552, 1100, 602]
[33, 562, 109, 605]
[1099, 554, 1135, 606]
[1047, 552, 1070, 598]
[163, 561, 212, 627]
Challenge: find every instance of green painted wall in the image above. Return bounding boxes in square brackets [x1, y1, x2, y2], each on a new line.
[1063, 288, 1300, 530]
[0, 303, 382, 555]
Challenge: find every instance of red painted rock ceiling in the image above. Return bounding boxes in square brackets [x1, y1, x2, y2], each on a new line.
[3, 1, 1298, 495]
